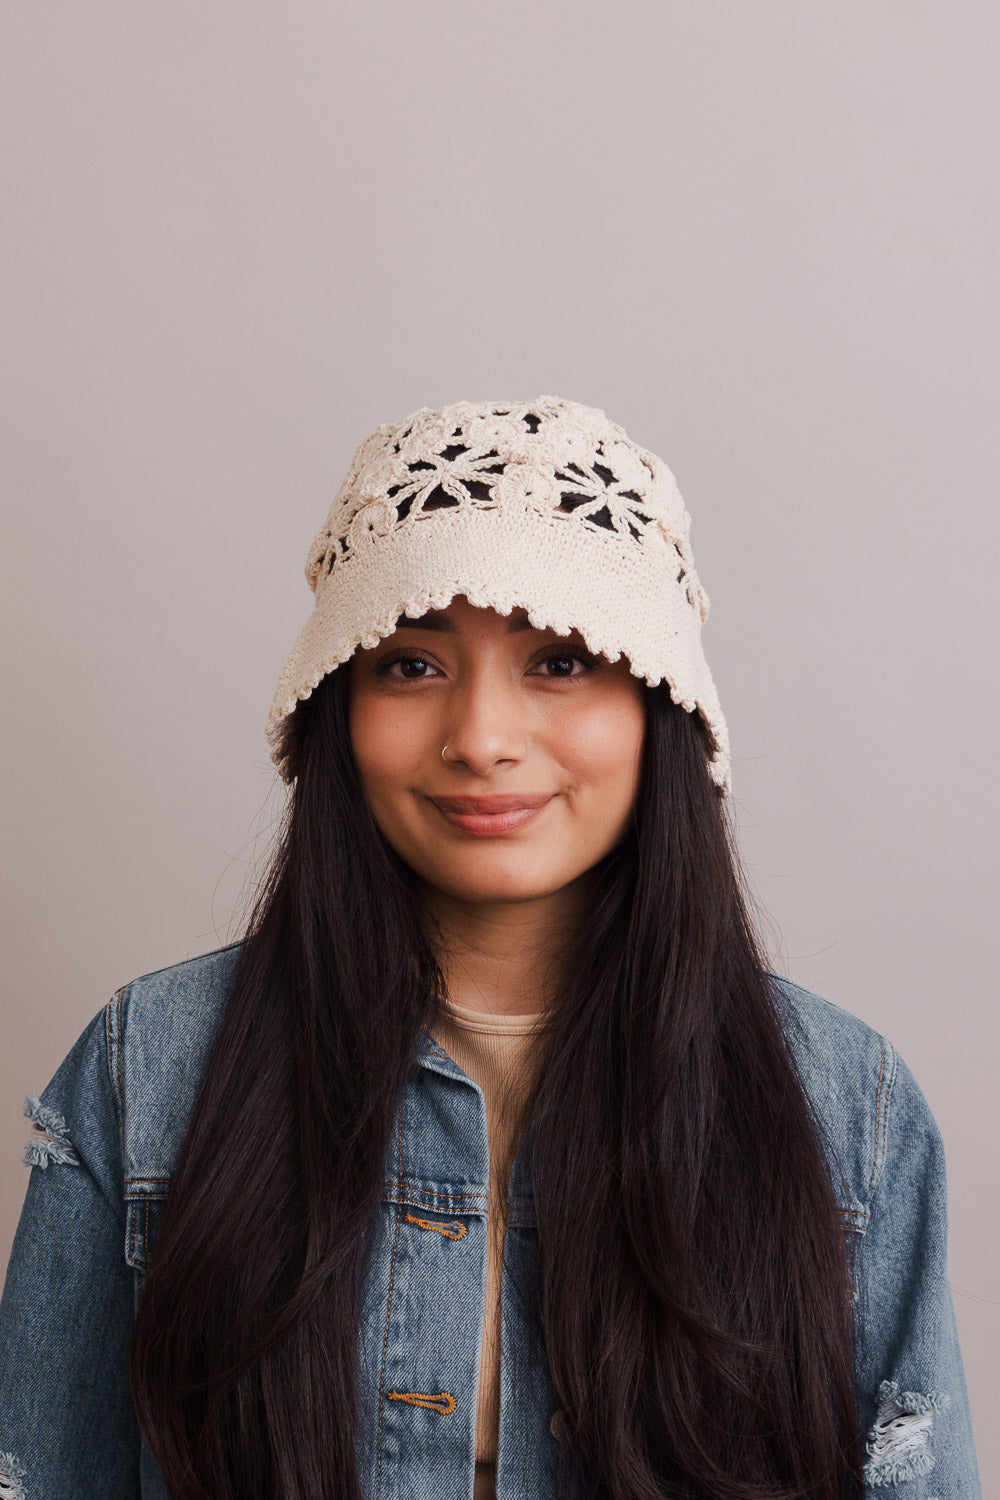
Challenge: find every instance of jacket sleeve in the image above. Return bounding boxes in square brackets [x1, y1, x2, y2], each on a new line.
[0, 999, 142, 1499]
[852, 1041, 982, 1498]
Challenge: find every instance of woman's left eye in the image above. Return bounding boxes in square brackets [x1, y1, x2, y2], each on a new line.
[534, 650, 597, 677]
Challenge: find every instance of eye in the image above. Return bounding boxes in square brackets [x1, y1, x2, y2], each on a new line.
[532, 647, 599, 678]
[373, 649, 440, 680]
[372, 645, 599, 681]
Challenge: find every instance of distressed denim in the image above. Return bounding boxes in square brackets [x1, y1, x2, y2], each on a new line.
[0, 942, 982, 1499]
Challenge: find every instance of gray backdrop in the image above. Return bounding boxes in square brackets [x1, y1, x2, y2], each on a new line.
[2, 3, 996, 1488]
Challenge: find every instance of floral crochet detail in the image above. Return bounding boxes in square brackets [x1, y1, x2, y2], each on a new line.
[267, 395, 731, 794]
[306, 397, 709, 622]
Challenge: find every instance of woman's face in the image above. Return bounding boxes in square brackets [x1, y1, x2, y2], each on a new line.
[346, 595, 646, 908]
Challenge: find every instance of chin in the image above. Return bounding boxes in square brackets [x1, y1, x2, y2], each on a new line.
[428, 866, 566, 905]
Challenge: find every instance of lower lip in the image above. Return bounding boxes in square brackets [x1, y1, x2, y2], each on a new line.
[432, 800, 552, 836]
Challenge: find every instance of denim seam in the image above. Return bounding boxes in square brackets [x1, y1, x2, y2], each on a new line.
[386, 1178, 488, 1202]
[383, 1182, 488, 1206]
[125, 1196, 165, 1268]
[869, 1035, 897, 1196]
[384, 1178, 532, 1212]
[375, 1102, 406, 1500]
[104, 986, 128, 1168]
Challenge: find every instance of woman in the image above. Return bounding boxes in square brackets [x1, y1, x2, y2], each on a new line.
[0, 396, 981, 1499]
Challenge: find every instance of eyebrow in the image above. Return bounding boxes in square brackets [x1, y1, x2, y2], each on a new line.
[395, 609, 537, 633]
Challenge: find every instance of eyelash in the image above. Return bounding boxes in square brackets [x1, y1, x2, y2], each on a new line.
[374, 646, 600, 681]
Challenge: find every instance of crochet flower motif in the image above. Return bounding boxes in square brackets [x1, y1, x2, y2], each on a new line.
[346, 497, 398, 549]
[494, 463, 561, 511]
[305, 397, 706, 617]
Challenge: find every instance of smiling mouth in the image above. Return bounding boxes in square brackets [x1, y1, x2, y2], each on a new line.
[430, 793, 554, 813]
[428, 794, 555, 836]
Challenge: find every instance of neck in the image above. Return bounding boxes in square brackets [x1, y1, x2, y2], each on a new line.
[418, 873, 593, 1018]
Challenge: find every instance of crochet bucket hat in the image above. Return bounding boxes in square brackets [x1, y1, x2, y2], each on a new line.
[266, 395, 731, 795]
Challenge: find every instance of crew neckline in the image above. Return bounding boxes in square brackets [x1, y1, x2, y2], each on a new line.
[438, 995, 546, 1034]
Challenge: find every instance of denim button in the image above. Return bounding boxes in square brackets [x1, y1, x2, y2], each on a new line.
[549, 1409, 566, 1440]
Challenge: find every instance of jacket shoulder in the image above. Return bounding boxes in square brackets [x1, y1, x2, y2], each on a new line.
[106, 939, 245, 1183]
[765, 972, 896, 1230]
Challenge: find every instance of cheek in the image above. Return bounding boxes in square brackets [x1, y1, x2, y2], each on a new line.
[566, 692, 645, 790]
[351, 705, 415, 791]
[348, 680, 412, 793]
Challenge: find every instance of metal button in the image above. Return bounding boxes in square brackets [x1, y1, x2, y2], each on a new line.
[549, 1409, 566, 1440]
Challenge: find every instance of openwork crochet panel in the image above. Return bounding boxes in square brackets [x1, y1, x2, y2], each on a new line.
[267, 395, 731, 794]
[305, 398, 709, 621]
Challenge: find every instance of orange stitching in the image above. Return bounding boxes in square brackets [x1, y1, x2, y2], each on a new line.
[387, 1390, 456, 1415]
[385, 1190, 490, 1220]
[399, 1181, 486, 1198]
[387, 1179, 488, 1202]
[404, 1213, 467, 1240]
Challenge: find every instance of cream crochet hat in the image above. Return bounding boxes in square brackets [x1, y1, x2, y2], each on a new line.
[266, 395, 731, 795]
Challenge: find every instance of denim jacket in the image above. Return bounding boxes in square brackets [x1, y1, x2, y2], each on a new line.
[0, 942, 982, 1499]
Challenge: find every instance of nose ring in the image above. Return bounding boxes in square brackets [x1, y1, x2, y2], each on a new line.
[441, 744, 450, 760]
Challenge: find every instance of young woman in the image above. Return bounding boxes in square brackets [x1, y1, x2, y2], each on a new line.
[0, 396, 981, 1499]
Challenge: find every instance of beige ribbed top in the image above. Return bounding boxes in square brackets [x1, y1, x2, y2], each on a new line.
[429, 997, 547, 1500]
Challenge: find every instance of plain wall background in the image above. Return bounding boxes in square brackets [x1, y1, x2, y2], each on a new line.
[2, 2, 996, 1487]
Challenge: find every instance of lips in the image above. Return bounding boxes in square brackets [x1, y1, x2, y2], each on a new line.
[429, 793, 554, 814]
[428, 792, 555, 836]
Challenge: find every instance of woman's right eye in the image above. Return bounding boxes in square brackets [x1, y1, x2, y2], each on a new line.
[374, 651, 438, 679]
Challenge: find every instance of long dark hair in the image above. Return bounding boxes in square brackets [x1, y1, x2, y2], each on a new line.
[130, 657, 864, 1498]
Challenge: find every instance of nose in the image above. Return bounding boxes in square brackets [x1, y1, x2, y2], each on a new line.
[439, 668, 529, 776]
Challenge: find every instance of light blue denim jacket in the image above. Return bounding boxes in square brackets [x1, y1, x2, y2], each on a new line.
[0, 942, 982, 1499]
